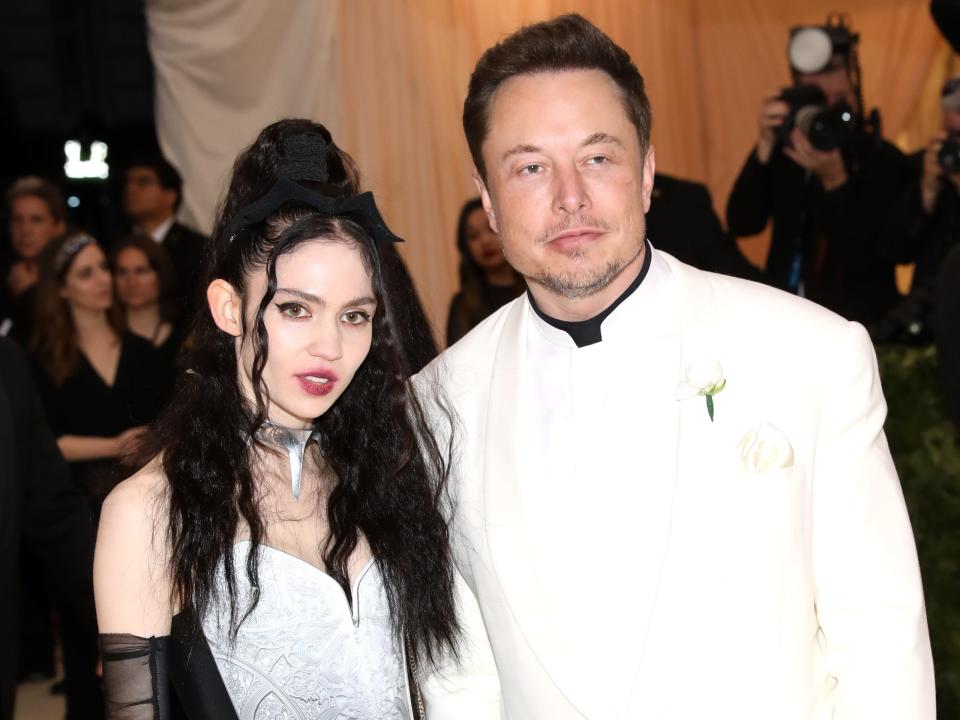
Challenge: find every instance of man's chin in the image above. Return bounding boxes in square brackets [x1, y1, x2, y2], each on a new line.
[530, 249, 643, 301]
[532, 268, 618, 300]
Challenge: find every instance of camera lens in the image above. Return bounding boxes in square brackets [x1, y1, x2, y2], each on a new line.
[795, 106, 846, 152]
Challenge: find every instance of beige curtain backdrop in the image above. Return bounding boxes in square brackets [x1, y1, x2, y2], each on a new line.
[147, 0, 341, 237]
[147, 0, 948, 345]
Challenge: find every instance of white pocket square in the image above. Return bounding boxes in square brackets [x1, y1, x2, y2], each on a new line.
[738, 422, 795, 473]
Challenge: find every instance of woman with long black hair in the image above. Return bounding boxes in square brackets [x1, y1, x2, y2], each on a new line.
[445, 198, 524, 346]
[93, 119, 458, 719]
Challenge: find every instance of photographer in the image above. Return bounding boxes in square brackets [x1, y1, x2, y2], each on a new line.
[914, 79, 960, 311]
[727, 15, 920, 329]
[874, 77, 960, 343]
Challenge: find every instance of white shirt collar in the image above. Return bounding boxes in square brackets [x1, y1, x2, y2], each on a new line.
[149, 215, 176, 243]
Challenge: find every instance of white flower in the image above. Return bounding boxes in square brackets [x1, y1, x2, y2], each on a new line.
[676, 361, 726, 421]
[685, 360, 723, 392]
[738, 422, 795, 473]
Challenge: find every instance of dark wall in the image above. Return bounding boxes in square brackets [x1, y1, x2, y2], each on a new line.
[0, 0, 158, 250]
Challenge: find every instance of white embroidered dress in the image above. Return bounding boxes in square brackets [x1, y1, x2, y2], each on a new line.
[202, 541, 411, 719]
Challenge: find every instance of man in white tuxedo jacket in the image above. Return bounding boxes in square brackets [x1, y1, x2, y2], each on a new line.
[415, 13, 934, 720]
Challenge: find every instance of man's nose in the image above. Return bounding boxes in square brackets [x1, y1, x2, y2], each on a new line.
[552, 163, 591, 215]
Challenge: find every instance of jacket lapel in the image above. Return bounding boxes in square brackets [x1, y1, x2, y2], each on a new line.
[480, 298, 590, 713]
[628, 254, 754, 717]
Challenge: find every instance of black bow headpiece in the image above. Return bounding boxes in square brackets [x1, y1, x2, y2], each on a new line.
[222, 131, 403, 246]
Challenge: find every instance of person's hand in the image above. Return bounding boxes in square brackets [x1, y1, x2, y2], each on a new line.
[783, 129, 848, 191]
[756, 93, 790, 164]
[7, 261, 37, 296]
[923, 132, 947, 214]
[115, 426, 148, 464]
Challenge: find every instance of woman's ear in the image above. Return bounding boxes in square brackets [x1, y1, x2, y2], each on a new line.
[207, 279, 243, 337]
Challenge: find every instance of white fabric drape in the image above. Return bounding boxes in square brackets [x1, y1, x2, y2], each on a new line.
[147, 0, 946, 343]
[147, 0, 341, 236]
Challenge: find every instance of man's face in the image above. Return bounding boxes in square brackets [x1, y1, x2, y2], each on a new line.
[10, 195, 65, 260]
[475, 69, 654, 302]
[796, 63, 858, 112]
[123, 166, 176, 222]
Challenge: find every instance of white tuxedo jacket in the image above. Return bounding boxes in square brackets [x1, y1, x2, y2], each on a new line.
[415, 251, 934, 719]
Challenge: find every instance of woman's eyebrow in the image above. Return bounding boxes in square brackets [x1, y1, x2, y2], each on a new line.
[275, 287, 323, 305]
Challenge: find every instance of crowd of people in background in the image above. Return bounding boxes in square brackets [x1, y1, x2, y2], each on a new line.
[0, 156, 205, 718]
[1, 12, 959, 720]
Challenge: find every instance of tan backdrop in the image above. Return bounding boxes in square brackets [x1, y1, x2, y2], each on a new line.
[147, 0, 949, 345]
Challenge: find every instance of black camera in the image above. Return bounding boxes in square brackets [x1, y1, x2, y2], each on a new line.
[775, 84, 857, 152]
[938, 134, 960, 174]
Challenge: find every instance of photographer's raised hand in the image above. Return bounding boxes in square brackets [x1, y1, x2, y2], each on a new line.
[757, 93, 790, 164]
[783, 129, 848, 191]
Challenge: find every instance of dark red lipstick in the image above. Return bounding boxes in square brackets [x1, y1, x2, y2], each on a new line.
[296, 369, 339, 396]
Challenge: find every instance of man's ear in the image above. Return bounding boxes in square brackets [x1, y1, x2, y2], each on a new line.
[207, 279, 243, 337]
[472, 170, 498, 233]
[162, 189, 179, 216]
[640, 145, 656, 214]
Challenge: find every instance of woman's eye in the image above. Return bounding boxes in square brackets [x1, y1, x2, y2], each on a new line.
[342, 310, 371, 325]
[276, 302, 309, 319]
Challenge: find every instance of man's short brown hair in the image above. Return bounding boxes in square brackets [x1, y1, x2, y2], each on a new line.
[6, 176, 67, 223]
[463, 13, 652, 180]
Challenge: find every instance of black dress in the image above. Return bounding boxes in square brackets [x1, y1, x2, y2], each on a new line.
[33, 332, 172, 497]
[446, 282, 524, 347]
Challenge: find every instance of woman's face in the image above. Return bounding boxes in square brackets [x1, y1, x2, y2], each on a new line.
[114, 247, 160, 310]
[465, 206, 508, 271]
[239, 239, 376, 428]
[60, 244, 113, 312]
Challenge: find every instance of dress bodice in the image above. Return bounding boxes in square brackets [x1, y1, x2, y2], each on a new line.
[201, 541, 411, 719]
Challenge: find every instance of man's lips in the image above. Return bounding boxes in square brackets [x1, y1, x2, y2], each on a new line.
[546, 228, 605, 252]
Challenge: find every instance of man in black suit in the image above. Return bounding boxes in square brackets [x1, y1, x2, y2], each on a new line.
[646, 172, 760, 280]
[0, 338, 101, 720]
[123, 155, 207, 317]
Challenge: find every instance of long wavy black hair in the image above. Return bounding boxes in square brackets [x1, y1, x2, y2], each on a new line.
[448, 198, 524, 344]
[137, 119, 458, 667]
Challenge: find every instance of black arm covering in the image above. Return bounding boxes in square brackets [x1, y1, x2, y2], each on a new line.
[100, 634, 171, 719]
[100, 618, 238, 720]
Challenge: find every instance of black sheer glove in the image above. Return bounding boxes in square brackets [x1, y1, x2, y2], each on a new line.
[100, 633, 171, 719]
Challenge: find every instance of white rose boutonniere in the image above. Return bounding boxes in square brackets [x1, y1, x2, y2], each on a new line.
[738, 422, 795, 473]
[676, 360, 726, 422]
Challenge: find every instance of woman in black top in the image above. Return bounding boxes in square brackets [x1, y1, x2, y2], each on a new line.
[446, 198, 524, 346]
[30, 233, 168, 497]
[111, 233, 181, 388]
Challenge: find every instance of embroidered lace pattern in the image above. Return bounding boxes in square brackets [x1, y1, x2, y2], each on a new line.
[201, 541, 410, 719]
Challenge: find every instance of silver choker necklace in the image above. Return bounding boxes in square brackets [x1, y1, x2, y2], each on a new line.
[259, 421, 318, 500]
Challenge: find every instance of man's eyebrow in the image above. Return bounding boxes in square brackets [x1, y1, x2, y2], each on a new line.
[501, 144, 542, 162]
[582, 132, 623, 148]
[500, 134, 622, 163]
